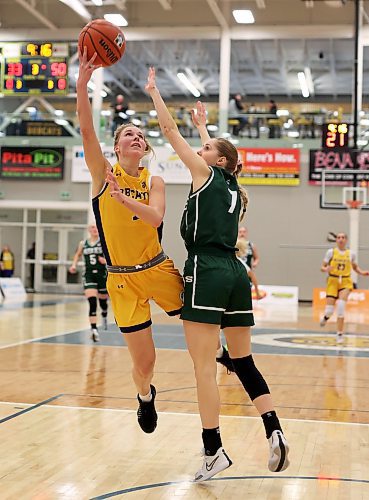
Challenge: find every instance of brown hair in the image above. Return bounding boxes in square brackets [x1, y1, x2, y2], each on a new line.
[113, 123, 154, 161]
[215, 138, 249, 220]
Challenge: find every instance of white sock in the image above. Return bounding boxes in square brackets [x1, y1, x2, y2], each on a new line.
[139, 389, 152, 402]
[216, 346, 224, 358]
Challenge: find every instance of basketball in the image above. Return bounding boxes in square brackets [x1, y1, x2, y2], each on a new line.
[78, 19, 126, 67]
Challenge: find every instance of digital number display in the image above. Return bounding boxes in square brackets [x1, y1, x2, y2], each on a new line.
[2, 57, 68, 94]
[0, 42, 69, 95]
[322, 123, 350, 150]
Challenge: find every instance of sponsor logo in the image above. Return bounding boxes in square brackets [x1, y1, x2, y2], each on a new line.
[114, 33, 125, 49]
[98, 39, 118, 64]
[205, 456, 219, 472]
[117, 284, 124, 289]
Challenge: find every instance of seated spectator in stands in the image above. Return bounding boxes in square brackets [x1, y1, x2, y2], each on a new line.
[111, 94, 129, 135]
[228, 94, 250, 137]
[177, 106, 194, 137]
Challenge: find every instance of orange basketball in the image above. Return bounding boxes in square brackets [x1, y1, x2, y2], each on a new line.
[78, 19, 126, 67]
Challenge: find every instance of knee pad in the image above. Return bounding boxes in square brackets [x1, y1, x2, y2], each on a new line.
[336, 299, 346, 318]
[324, 305, 334, 318]
[231, 355, 270, 401]
[88, 296, 97, 317]
[99, 298, 108, 316]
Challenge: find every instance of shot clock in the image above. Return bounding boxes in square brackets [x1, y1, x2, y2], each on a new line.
[321, 122, 350, 150]
[0, 42, 69, 95]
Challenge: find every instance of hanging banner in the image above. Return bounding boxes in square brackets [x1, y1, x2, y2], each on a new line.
[147, 147, 192, 184]
[72, 145, 192, 184]
[72, 145, 115, 182]
[237, 148, 300, 186]
[0, 146, 64, 180]
[309, 149, 369, 184]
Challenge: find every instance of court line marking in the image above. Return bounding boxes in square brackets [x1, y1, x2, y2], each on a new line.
[90, 475, 369, 499]
[0, 394, 63, 424]
[0, 400, 368, 426]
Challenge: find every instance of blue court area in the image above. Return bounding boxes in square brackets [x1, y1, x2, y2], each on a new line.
[35, 323, 369, 358]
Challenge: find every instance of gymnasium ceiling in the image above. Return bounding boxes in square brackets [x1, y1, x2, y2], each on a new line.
[2, 0, 369, 101]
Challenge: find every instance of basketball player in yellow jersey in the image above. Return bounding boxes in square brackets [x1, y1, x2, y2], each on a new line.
[77, 48, 183, 434]
[320, 232, 369, 344]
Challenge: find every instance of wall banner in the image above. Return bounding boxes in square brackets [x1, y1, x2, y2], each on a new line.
[237, 148, 300, 186]
[309, 149, 369, 184]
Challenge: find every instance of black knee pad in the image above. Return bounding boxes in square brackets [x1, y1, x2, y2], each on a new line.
[99, 298, 108, 316]
[88, 296, 97, 317]
[231, 355, 270, 401]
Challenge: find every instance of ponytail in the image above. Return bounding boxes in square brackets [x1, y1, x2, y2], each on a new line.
[234, 160, 248, 221]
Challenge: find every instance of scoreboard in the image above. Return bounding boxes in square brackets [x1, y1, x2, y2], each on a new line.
[321, 122, 350, 150]
[0, 42, 69, 95]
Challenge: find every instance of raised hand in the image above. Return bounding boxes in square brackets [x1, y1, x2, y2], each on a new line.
[145, 67, 157, 94]
[106, 168, 125, 204]
[191, 101, 207, 128]
[77, 47, 101, 85]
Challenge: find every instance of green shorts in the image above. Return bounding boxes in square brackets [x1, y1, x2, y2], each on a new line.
[83, 269, 107, 293]
[180, 254, 254, 328]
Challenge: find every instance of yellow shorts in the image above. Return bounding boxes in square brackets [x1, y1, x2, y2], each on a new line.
[107, 257, 183, 333]
[326, 275, 353, 299]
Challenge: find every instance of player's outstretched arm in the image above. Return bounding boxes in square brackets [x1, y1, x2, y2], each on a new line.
[191, 101, 211, 144]
[76, 48, 110, 196]
[145, 67, 210, 184]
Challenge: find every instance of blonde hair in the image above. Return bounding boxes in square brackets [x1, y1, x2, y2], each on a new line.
[113, 123, 154, 161]
[236, 238, 248, 257]
[214, 138, 249, 220]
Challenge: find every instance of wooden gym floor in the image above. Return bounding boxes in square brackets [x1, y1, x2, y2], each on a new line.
[0, 294, 369, 499]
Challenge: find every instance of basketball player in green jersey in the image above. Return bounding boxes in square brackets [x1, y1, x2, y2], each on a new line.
[147, 70, 289, 482]
[69, 224, 108, 342]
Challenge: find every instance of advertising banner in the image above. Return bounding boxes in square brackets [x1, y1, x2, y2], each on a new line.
[0, 278, 26, 301]
[253, 285, 298, 305]
[309, 149, 369, 184]
[0, 146, 64, 180]
[237, 148, 300, 186]
[72, 145, 115, 182]
[313, 287, 369, 308]
[72, 145, 192, 184]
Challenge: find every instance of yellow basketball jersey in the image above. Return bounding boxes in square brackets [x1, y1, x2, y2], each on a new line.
[329, 248, 351, 277]
[93, 164, 162, 266]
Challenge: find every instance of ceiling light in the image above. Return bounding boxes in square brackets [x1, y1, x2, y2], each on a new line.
[297, 72, 310, 98]
[91, 0, 103, 5]
[304, 67, 315, 95]
[58, 0, 91, 21]
[232, 10, 255, 24]
[104, 14, 128, 26]
[177, 72, 201, 98]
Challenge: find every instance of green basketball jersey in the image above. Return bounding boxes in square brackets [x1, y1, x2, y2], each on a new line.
[83, 239, 106, 273]
[180, 166, 241, 254]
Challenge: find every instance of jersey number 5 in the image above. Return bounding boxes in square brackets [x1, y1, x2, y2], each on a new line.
[89, 255, 97, 265]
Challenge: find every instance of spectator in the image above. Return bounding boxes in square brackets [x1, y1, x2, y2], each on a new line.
[0, 245, 15, 277]
[27, 242, 36, 290]
[238, 226, 260, 269]
[268, 99, 279, 139]
[111, 94, 129, 135]
[177, 106, 194, 137]
[229, 94, 250, 137]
